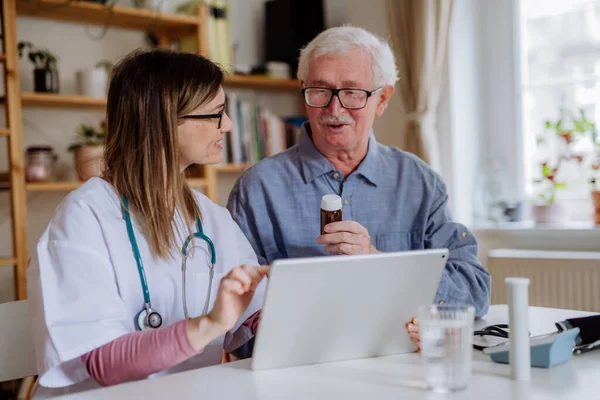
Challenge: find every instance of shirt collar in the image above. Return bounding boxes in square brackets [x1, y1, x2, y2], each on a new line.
[298, 121, 380, 186]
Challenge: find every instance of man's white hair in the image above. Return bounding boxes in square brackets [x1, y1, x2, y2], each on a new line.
[297, 26, 399, 87]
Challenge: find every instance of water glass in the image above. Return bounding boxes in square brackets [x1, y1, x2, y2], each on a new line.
[418, 304, 475, 393]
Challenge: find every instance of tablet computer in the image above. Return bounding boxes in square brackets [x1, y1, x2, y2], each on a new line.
[251, 249, 449, 370]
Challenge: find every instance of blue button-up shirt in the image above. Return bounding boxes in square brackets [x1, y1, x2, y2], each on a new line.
[227, 122, 491, 317]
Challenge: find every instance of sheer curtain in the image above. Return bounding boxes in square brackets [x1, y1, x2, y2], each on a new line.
[386, 0, 453, 171]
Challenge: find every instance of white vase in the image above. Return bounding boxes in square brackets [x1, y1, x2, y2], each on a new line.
[132, 0, 168, 11]
[74, 145, 105, 181]
[76, 67, 108, 98]
[532, 203, 568, 224]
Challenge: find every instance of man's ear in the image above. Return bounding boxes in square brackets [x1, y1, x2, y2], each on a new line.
[375, 85, 395, 118]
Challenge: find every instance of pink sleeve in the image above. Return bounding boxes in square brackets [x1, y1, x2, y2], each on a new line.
[81, 319, 199, 387]
[242, 309, 261, 335]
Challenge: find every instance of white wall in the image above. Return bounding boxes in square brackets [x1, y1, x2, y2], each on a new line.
[0, 0, 404, 302]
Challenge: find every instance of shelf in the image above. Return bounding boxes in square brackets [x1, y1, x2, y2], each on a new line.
[24, 178, 207, 192]
[22, 92, 106, 108]
[186, 178, 208, 188]
[211, 163, 253, 172]
[19, 76, 299, 109]
[224, 75, 301, 91]
[0, 257, 17, 266]
[16, 0, 199, 34]
[0, 128, 9, 136]
[0, 54, 6, 62]
[26, 181, 80, 191]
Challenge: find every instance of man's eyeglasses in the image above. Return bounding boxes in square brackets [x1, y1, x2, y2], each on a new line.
[181, 109, 224, 129]
[301, 87, 383, 110]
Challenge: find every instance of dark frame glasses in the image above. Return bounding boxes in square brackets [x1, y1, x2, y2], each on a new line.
[181, 110, 224, 129]
[301, 87, 383, 110]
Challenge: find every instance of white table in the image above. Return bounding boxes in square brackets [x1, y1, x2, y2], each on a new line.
[57, 305, 600, 399]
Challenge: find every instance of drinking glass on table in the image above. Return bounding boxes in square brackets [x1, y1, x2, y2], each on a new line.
[418, 304, 475, 393]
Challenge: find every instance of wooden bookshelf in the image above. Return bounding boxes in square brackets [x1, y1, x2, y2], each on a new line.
[0, 257, 17, 266]
[19, 75, 300, 109]
[22, 92, 106, 109]
[26, 181, 80, 192]
[224, 75, 300, 91]
[0, 128, 10, 136]
[23, 178, 207, 192]
[211, 163, 253, 172]
[16, 0, 199, 33]
[186, 178, 208, 189]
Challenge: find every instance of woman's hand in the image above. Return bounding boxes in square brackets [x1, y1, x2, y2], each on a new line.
[187, 265, 269, 350]
[406, 317, 420, 350]
[207, 265, 270, 333]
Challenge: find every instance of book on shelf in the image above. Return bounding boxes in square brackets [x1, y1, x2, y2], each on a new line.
[178, 0, 232, 73]
[212, 0, 232, 73]
[222, 94, 307, 165]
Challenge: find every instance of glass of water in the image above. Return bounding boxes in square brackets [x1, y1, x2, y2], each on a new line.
[418, 304, 475, 393]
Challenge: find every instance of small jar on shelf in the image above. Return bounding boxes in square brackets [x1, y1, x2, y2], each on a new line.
[25, 146, 57, 182]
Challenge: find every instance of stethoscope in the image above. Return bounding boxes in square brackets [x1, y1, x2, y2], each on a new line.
[122, 196, 217, 331]
[473, 324, 531, 351]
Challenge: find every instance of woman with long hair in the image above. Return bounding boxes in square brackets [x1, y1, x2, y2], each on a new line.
[27, 49, 266, 398]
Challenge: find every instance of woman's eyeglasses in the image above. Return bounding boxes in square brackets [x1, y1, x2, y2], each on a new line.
[181, 109, 224, 129]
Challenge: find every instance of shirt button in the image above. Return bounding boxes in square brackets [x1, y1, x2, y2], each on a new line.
[333, 172, 340, 179]
[344, 199, 349, 205]
[461, 232, 468, 239]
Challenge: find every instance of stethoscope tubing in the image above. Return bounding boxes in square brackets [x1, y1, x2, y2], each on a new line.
[123, 197, 152, 306]
[123, 195, 217, 326]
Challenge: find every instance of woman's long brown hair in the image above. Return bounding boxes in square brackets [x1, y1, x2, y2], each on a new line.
[103, 49, 223, 259]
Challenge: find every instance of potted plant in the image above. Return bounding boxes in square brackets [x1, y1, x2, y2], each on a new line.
[17, 41, 59, 93]
[68, 121, 107, 181]
[532, 109, 595, 223]
[531, 162, 569, 224]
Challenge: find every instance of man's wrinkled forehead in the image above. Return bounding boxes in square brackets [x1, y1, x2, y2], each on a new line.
[305, 51, 374, 88]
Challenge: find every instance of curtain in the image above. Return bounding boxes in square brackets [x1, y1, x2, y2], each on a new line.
[386, 0, 453, 172]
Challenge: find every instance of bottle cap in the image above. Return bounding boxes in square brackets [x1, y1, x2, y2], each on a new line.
[321, 194, 342, 211]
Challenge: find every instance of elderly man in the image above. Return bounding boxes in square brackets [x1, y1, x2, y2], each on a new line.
[227, 26, 490, 346]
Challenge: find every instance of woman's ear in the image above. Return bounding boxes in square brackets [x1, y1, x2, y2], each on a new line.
[375, 85, 395, 117]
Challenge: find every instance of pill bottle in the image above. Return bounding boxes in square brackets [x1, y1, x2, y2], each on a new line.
[321, 194, 342, 235]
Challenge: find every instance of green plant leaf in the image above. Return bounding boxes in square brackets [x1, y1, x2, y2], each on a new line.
[542, 164, 552, 177]
[555, 182, 567, 189]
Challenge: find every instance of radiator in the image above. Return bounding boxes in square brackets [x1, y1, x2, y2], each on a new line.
[488, 249, 600, 312]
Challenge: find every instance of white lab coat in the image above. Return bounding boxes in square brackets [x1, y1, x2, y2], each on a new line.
[27, 177, 266, 398]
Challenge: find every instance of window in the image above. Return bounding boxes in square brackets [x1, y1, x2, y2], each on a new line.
[520, 0, 600, 202]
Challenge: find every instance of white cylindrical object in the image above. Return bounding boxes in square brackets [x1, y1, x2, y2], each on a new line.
[505, 277, 531, 381]
[76, 68, 108, 98]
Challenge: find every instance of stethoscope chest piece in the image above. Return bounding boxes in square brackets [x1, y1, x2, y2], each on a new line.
[135, 307, 163, 330]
